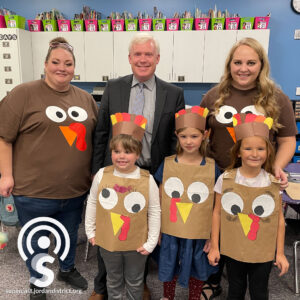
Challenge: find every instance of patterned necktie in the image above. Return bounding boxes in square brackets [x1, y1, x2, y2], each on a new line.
[132, 83, 145, 115]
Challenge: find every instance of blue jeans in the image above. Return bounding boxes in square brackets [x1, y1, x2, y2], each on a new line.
[14, 194, 86, 278]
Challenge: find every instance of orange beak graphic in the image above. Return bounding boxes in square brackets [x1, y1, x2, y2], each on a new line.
[238, 213, 260, 241]
[226, 127, 236, 143]
[59, 122, 87, 151]
[176, 203, 193, 223]
[110, 212, 130, 241]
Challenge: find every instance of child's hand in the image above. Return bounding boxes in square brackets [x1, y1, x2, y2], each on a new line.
[203, 239, 211, 253]
[137, 246, 150, 255]
[208, 248, 220, 266]
[274, 254, 289, 276]
[158, 233, 162, 246]
[89, 237, 95, 246]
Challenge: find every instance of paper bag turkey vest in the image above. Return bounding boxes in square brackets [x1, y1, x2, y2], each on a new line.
[161, 155, 215, 239]
[95, 166, 149, 251]
[220, 169, 280, 263]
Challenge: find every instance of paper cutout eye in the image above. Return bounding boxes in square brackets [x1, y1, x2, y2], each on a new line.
[68, 106, 88, 122]
[124, 192, 146, 213]
[241, 105, 264, 116]
[221, 192, 244, 215]
[99, 188, 118, 210]
[164, 177, 184, 198]
[252, 194, 275, 217]
[45, 106, 67, 123]
[215, 105, 238, 124]
[187, 182, 209, 204]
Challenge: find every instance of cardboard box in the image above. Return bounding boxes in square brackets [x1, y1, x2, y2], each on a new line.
[58, 20, 71, 32]
[225, 17, 240, 30]
[5, 15, 25, 29]
[211, 17, 225, 30]
[71, 19, 84, 31]
[85, 20, 98, 32]
[43, 19, 58, 31]
[125, 19, 137, 31]
[139, 19, 152, 31]
[27, 20, 42, 31]
[180, 18, 193, 31]
[194, 18, 210, 30]
[98, 19, 111, 31]
[166, 18, 179, 31]
[153, 19, 165, 31]
[112, 19, 124, 31]
[254, 16, 270, 29]
[240, 17, 254, 30]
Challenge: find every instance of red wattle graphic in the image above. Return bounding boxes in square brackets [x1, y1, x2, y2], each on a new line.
[119, 215, 130, 241]
[113, 184, 132, 193]
[69, 123, 87, 151]
[170, 198, 180, 222]
[247, 214, 260, 241]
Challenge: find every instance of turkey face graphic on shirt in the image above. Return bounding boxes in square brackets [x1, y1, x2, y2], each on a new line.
[215, 105, 263, 142]
[45, 105, 88, 151]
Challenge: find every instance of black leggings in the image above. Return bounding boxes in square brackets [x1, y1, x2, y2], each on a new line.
[225, 256, 272, 300]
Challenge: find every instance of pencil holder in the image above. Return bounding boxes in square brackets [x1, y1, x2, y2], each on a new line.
[125, 19, 138, 31]
[194, 18, 210, 30]
[0, 15, 6, 28]
[254, 16, 270, 29]
[225, 17, 240, 30]
[98, 19, 111, 31]
[166, 18, 179, 31]
[58, 20, 71, 32]
[180, 18, 193, 31]
[42, 19, 58, 31]
[71, 19, 84, 31]
[85, 20, 98, 32]
[139, 19, 152, 31]
[211, 17, 225, 30]
[240, 17, 254, 30]
[27, 20, 43, 31]
[112, 19, 124, 31]
[153, 19, 165, 31]
[5, 15, 26, 29]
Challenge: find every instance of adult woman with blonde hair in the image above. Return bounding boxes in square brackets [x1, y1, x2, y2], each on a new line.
[0, 37, 98, 300]
[200, 37, 297, 299]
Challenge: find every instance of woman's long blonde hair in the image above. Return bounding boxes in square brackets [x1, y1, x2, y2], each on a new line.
[214, 38, 280, 130]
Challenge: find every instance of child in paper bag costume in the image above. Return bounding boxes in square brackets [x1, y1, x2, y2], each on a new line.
[85, 113, 161, 300]
[208, 113, 289, 300]
[154, 106, 219, 300]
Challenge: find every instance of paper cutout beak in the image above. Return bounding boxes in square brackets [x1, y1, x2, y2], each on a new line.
[110, 212, 130, 241]
[176, 202, 193, 223]
[59, 123, 87, 151]
[238, 213, 260, 241]
[226, 127, 236, 143]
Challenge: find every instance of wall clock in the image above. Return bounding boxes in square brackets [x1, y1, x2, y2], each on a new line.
[292, 0, 300, 13]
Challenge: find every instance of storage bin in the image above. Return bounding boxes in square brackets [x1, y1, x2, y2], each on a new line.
[211, 17, 225, 30]
[194, 18, 209, 30]
[153, 19, 165, 31]
[58, 20, 71, 32]
[5, 15, 26, 29]
[112, 19, 124, 31]
[27, 20, 42, 31]
[43, 19, 58, 31]
[180, 18, 193, 31]
[166, 18, 179, 31]
[240, 17, 254, 30]
[225, 17, 240, 30]
[85, 20, 98, 31]
[254, 16, 270, 29]
[0, 15, 7, 28]
[139, 19, 152, 31]
[71, 19, 84, 31]
[98, 19, 111, 31]
[125, 19, 138, 31]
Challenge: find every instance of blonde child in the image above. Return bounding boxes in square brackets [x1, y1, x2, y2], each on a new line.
[208, 113, 289, 300]
[85, 113, 161, 300]
[154, 106, 219, 300]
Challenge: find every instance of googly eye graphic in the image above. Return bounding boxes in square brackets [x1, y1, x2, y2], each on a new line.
[221, 192, 244, 215]
[215, 105, 237, 124]
[124, 192, 146, 213]
[164, 177, 184, 198]
[99, 188, 118, 210]
[67, 106, 88, 122]
[252, 194, 275, 217]
[45, 106, 67, 123]
[187, 182, 209, 204]
[241, 105, 264, 116]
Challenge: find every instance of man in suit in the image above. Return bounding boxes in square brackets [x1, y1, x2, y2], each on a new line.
[89, 32, 185, 300]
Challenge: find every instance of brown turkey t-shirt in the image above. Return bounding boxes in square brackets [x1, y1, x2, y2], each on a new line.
[200, 86, 297, 170]
[0, 80, 98, 199]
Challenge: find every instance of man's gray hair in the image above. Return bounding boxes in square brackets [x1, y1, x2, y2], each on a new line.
[128, 32, 160, 55]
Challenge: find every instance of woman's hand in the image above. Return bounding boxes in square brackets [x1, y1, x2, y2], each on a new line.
[208, 248, 220, 266]
[273, 166, 288, 191]
[88, 237, 95, 246]
[0, 175, 14, 197]
[274, 253, 289, 276]
[137, 246, 150, 255]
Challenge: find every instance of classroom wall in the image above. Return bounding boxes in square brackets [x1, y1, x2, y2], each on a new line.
[2, 0, 300, 105]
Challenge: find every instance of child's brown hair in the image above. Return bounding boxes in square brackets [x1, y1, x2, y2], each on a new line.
[227, 137, 275, 174]
[175, 128, 207, 157]
[110, 134, 142, 156]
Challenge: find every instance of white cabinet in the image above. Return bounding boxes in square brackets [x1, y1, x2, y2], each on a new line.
[84, 32, 113, 82]
[202, 30, 237, 83]
[31, 32, 57, 80]
[151, 32, 173, 81]
[113, 31, 136, 78]
[236, 30, 270, 54]
[0, 28, 33, 100]
[173, 31, 205, 82]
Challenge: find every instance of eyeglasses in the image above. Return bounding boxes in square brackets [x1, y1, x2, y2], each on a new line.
[49, 42, 73, 52]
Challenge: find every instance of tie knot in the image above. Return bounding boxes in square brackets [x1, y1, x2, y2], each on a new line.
[138, 83, 144, 90]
